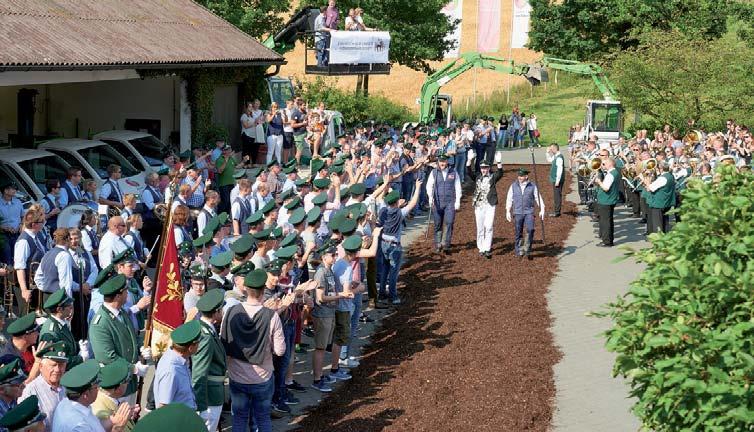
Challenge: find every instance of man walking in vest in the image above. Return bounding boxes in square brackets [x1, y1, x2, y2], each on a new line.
[547, 144, 565, 217]
[426, 154, 462, 254]
[505, 168, 545, 259]
[643, 161, 676, 234]
[470, 161, 504, 258]
[593, 157, 620, 246]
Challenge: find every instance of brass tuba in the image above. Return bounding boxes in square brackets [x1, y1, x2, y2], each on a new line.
[1, 264, 15, 319]
[154, 203, 169, 221]
[587, 157, 603, 185]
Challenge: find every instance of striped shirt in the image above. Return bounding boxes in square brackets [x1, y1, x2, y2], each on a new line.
[19, 375, 66, 431]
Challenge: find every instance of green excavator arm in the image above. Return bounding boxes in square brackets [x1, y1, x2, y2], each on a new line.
[262, 7, 320, 55]
[540, 57, 616, 101]
[418, 52, 545, 124]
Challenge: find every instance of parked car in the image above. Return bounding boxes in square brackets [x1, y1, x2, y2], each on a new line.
[38, 139, 145, 198]
[0, 148, 72, 206]
[93, 130, 173, 173]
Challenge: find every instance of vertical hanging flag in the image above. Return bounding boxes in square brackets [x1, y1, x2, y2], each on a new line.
[511, 0, 532, 49]
[442, 0, 464, 58]
[477, 0, 501, 53]
[148, 223, 184, 357]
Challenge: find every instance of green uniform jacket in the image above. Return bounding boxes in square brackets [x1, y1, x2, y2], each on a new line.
[549, 154, 564, 185]
[647, 172, 676, 209]
[191, 321, 227, 411]
[39, 317, 83, 370]
[206, 277, 232, 291]
[89, 306, 139, 396]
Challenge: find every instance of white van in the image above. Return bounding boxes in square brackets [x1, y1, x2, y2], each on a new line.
[93, 130, 172, 173]
[0, 148, 72, 205]
[38, 139, 145, 198]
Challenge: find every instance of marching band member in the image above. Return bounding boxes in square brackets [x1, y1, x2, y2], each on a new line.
[643, 161, 676, 234]
[547, 144, 565, 217]
[505, 168, 545, 260]
[593, 157, 620, 247]
[470, 161, 504, 259]
[98, 164, 124, 210]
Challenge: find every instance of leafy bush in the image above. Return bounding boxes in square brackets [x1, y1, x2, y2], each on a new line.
[297, 77, 413, 126]
[599, 166, 754, 430]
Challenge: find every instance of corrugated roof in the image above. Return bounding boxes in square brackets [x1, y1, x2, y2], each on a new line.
[0, 0, 284, 69]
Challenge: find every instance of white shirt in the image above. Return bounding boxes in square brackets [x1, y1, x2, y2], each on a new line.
[197, 206, 216, 237]
[547, 152, 564, 184]
[646, 174, 668, 192]
[230, 183, 241, 205]
[124, 228, 149, 258]
[98, 231, 129, 269]
[241, 112, 256, 137]
[13, 229, 43, 270]
[599, 170, 615, 191]
[527, 117, 537, 131]
[34, 246, 79, 297]
[81, 226, 97, 253]
[505, 181, 545, 214]
[51, 398, 105, 432]
[425, 168, 462, 208]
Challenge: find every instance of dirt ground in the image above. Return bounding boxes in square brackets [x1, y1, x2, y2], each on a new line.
[293, 165, 578, 432]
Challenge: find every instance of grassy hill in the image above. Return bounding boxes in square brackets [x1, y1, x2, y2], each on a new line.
[453, 74, 603, 146]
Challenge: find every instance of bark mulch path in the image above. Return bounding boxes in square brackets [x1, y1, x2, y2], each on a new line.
[294, 166, 578, 432]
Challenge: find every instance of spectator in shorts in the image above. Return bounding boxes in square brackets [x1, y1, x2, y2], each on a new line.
[310, 240, 354, 392]
[282, 99, 296, 164]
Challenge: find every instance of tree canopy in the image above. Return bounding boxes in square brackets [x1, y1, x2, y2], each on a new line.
[611, 30, 754, 131]
[195, 0, 291, 40]
[528, 0, 729, 60]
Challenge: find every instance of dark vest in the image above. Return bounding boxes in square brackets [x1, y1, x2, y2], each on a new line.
[124, 231, 145, 262]
[105, 179, 122, 203]
[550, 154, 564, 185]
[85, 227, 100, 251]
[234, 197, 251, 233]
[39, 247, 66, 293]
[62, 181, 82, 203]
[142, 186, 162, 221]
[511, 182, 536, 215]
[18, 231, 44, 286]
[70, 250, 93, 287]
[42, 196, 58, 230]
[432, 168, 457, 206]
[648, 172, 676, 209]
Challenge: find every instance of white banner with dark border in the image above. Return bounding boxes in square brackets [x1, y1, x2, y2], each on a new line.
[328, 31, 391, 64]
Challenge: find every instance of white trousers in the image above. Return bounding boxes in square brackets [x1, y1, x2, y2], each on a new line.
[199, 405, 223, 432]
[475, 202, 496, 253]
[266, 135, 283, 164]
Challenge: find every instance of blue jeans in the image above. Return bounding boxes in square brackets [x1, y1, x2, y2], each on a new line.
[347, 292, 362, 358]
[455, 151, 467, 183]
[316, 34, 329, 67]
[230, 378, 274, 432]
[513, 213, 535, 255]
[497, 130, 508, 148]
[378, 240, 403, 301]
[272, 320, 296, 405]
[0, 232, 17, 265]
[474, 141, 487, 172]
[432, 203, 456, 247]
[510, 128, 522, 147]
[528, 130, 539, 146]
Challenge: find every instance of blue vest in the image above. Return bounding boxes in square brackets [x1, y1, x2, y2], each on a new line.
[39, 247, 66, 293]
[85, 228, 99, 251]
[143, 186, 162, 221]
[105, 179, 121, 202]
[234, 197, 251, 233]
[18, 231, 44, 273]
[512, 182, 536, 215]
[42, 196, 58, 230]
[63, 181, 82, 203]
[432, 168, 457, 206]
[125, 231, 145, 262]
[71, 250, 93, 287]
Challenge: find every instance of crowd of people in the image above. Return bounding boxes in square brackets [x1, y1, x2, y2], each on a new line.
[0, 96, 559, 431]
[564, 119, 752, 247]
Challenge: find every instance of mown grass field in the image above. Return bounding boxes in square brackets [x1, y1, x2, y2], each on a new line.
[453, 74, 603, 146]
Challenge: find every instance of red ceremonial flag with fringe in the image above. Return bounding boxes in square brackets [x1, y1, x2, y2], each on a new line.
[149, 223, 185, 357]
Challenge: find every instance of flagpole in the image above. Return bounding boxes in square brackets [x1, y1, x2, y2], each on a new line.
[135, 175, 177, 407]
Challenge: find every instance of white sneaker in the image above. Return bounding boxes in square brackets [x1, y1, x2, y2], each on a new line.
[339, 357, 360, 368]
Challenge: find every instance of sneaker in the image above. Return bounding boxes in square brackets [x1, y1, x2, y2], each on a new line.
[295, 344, 307, 354]
[340, 346, 348, 359]
[330, 369, 352, 381]
[311, 380, 333, 392]
[391, 298, 401, 305]
[359, 313, 374, 323]
[286, 380, 307, 393]
[284, 395, 300, 405]
[322, 374, 337, 384]
[339, 357, 360, 368]
[303, 326, 315, 338]
[272, 403, 291, 414]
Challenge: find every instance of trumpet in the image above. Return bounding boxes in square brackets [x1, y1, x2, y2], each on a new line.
[1, 264, 15, 319]
[585, 157, 603, 185]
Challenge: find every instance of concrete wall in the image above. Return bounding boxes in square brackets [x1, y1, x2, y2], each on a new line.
[213, 85, 241, 147]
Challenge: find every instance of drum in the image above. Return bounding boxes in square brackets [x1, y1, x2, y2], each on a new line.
[57, 204, 91, 229]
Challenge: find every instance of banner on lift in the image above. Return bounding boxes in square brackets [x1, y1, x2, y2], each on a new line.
[328, 31, 391, 64]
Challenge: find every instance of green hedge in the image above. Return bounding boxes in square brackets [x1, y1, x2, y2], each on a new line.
[599, 166, 754, 430]
[297, 77, 413, 126]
